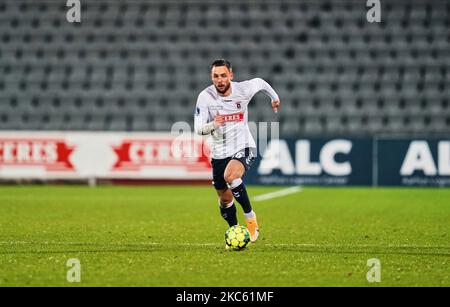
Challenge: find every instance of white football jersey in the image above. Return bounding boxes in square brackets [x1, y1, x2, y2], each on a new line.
[194, 78, 279, 159]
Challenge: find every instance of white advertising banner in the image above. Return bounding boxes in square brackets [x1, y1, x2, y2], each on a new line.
[0, 132, 212, 180]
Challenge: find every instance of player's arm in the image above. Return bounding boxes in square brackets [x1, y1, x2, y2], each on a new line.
[248, 78, 281, 113]
[194, 94, 225, 135]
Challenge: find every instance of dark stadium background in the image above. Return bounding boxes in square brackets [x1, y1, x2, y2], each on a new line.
[0, 0, 449, 288]
[0, 0, 448, 187]
[0, 0, 448, 133]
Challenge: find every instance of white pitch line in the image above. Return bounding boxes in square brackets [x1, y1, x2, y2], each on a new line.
[253, 186, 302, 202]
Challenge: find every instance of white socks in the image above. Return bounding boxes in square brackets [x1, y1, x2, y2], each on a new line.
[244, 210, 256, 220]
[228, 178, 243, 190]
[220, 200, 234, 208]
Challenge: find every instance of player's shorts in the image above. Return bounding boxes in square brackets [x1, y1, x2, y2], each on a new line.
[211, 147, 256, 190]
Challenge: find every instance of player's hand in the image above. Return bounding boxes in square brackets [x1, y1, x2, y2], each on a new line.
[272, 100, 280, 113]
[214, 113, 225, 127]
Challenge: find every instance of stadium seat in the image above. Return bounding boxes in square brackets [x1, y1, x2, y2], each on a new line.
[0, 0, 448, 136]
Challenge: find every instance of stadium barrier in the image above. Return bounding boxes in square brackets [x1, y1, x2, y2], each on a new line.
[0, 132, 448, 187]
[0, 131, 211, 182]
[247, 138, 450, 187]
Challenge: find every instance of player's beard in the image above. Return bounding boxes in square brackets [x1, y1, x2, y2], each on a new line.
[215, 82, 231, 95]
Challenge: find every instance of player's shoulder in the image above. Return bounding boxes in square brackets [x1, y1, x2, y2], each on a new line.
[197, 85, 217, 103]
[235, 78, 265, 88]
[233, 79, 262, 95]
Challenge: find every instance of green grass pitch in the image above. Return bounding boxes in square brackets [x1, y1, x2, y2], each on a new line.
[0, 185, 449, 286]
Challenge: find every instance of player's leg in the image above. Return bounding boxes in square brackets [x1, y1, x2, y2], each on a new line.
[224, 160, 255, 218]
[212, 157, 238, 227]
[216, 188, 238, 227]
[223, 149, 259, 242]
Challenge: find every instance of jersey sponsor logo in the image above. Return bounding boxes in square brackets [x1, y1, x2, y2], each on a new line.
[0, 138, 75, 171]
[222, 112, 244, 123]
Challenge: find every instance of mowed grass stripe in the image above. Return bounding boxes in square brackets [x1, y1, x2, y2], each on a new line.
[1, 241, 450, 258]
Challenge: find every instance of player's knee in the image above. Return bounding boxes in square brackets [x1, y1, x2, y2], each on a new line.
[224, 173, 239, 185]
[219, 195, 233, 206]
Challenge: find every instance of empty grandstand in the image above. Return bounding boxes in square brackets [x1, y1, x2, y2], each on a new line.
[0, 0, 449, 136]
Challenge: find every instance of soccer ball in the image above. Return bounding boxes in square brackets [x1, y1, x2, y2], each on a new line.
[225, 225, 251, 250]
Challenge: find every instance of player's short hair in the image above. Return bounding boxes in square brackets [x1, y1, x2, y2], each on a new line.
[210, 59, 232, 72]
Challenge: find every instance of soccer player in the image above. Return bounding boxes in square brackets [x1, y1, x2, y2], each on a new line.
[194, 59, 280, 243]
